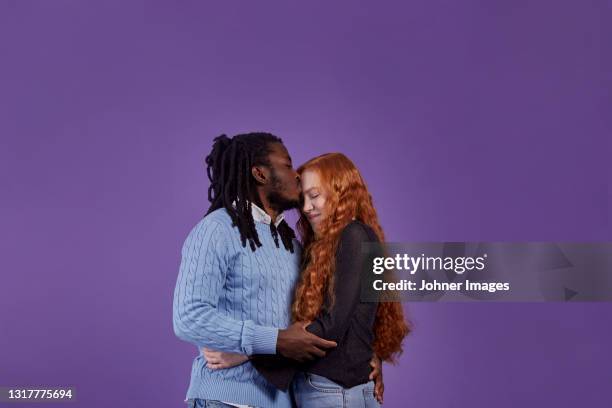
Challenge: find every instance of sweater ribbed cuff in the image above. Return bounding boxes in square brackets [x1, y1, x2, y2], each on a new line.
[243, 321, 279, 355]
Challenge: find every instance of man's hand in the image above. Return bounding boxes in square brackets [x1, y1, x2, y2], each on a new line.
[369, 354, 384, 404]
[276, 321, 337, 362]
[202, 348, 249, 370]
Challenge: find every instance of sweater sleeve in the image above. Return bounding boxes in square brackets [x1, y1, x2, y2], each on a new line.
[173, 218, 278, 355]
[306, 222, 370, 342]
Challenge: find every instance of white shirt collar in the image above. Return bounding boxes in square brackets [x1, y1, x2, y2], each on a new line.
[233, 200, 285, 228]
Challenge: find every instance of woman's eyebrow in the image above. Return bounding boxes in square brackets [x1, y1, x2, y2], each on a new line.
[303, 187, 319, 194]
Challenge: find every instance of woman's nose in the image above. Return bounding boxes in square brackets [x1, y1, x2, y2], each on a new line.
[302, 200, 312, 213]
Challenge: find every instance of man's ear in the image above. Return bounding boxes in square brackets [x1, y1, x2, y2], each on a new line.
[251, 165, 269, 185]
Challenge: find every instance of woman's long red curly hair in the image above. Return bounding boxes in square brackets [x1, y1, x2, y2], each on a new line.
[291, 153, 409, 362]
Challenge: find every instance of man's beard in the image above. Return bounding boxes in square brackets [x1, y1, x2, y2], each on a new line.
[267, 170, 300, 213]
[268, 190, 300, 213]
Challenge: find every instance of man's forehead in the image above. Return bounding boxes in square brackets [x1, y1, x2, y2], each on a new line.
[268, 143, 292, 161]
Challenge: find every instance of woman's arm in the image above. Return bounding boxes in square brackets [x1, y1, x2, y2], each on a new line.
[369, 354, 385, 404]
[201, 348, 249, 369]
[305, 222, 370, 341]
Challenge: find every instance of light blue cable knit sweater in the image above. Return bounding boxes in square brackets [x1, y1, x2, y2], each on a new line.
[173, 208, 300, 407]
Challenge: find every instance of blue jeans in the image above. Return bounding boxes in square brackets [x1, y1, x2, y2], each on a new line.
[186, 400, 250, 408]
[293, 372, 381, 408]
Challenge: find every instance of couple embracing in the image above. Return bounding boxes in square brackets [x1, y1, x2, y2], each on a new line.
[173, 132, 409, 408]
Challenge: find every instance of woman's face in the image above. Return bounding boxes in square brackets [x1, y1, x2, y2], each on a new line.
[300, 169, 327, 233]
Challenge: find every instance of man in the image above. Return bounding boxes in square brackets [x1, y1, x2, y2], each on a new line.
[173, 133, 337, 408]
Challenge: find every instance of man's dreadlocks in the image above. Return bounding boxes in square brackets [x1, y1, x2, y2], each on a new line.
[205, 132, 296, 252]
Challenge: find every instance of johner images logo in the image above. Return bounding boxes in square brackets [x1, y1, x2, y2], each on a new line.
[362, 242, 612, 302]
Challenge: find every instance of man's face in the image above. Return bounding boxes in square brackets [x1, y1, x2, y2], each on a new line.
[265, 143, 301, 212]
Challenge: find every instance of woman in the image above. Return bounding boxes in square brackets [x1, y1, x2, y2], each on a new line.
[205, 153, 409, 407]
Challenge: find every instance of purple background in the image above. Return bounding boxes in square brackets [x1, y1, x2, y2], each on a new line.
[1, 1, 610, 407]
